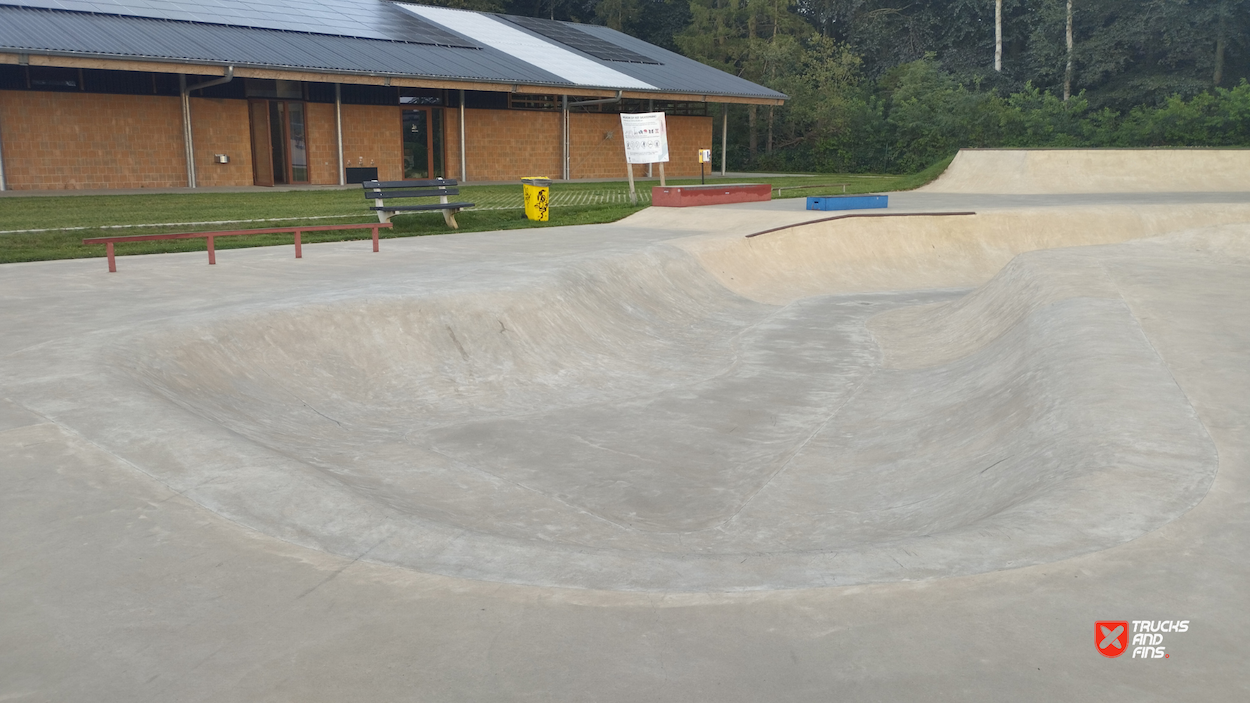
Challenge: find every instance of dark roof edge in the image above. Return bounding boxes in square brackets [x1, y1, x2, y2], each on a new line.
[1, 48, 788, 102]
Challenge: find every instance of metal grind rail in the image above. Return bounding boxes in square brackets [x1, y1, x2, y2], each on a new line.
[744, 212, 978, 238]
[83, 222, 392, 272]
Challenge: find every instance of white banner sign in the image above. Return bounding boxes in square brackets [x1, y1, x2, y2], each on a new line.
[620, 112, 669, 164]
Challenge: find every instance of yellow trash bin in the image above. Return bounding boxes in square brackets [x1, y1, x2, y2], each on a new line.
[522, 177, 551, 222]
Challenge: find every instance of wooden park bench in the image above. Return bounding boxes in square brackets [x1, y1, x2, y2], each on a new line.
[83, 222, 392, 272]
[363, 178, 474, 229]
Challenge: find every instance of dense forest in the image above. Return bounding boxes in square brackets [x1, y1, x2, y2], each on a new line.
[435, 0, 1250, 172]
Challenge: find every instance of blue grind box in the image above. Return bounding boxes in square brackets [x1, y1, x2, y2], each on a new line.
[807, 194, 888, 211]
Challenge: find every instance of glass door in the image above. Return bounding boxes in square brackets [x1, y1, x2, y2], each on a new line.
[403, 108, 431, 179]
[248, 99, 309, 186]
[268, 102, 288, 184]
[287, 102, 308, 183]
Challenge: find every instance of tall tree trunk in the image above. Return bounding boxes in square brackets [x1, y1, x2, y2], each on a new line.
[768, 4, 777, 156]
[1214, 35, 1226, 86]
[1064, 0, 1074, 101]
[748, 16, 758, 159]
[995, 0, 1003, 72]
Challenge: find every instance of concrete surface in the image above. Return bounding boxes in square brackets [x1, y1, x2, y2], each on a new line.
[2, 150, 1249, 699]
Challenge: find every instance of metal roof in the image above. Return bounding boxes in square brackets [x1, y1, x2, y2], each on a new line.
[11, 0, 454, 43]
[397, 4, 654, 90]
[500, 14, 660, 65]
[0, 1, 787, 100]
[568, 22, 786, 101]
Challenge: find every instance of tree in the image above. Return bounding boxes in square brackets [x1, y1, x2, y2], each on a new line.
[624, 0, 692, 51]
[995, 0, 1003, 72]
[1064, 0, 1074, 100]
[595, 0, 641, 30]
[677, 0, 808, 156]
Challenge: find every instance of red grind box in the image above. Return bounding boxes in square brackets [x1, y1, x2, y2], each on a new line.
[651, 183, 772, 207]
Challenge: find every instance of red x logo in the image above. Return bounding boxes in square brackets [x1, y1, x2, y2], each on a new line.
[1096, 621, 1129, 658]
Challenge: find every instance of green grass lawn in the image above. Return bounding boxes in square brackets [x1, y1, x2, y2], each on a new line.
[0, 161, 951, 265]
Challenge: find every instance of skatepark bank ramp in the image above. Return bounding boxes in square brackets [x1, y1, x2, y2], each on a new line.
[922, 148, 1250, 194]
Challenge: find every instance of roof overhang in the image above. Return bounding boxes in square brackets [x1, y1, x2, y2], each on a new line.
[0, 51, 786, 105]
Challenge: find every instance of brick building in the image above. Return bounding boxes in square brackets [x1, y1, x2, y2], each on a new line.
[0, 1, 784, 191]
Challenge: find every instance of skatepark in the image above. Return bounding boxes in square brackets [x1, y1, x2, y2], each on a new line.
[2, 149, 1248, 698]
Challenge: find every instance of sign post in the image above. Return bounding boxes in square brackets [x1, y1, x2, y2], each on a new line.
[698, 148, 711, 185]
[620, 112, 669, 205]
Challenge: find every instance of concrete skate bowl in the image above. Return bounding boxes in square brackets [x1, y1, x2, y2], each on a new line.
[108, 208, 1221, 592]
[924, 148, 1250, 194]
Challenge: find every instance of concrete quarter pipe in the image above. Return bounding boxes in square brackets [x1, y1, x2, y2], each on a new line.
[2, 149, 1248, 699]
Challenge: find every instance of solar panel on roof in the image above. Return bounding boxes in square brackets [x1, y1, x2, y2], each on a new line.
[501, 15, 660, 65]
[11, 0, 480, 48]
[400, 5, 655, 89]
[388, 12, 480, 49]
[0, 5, 529, 78]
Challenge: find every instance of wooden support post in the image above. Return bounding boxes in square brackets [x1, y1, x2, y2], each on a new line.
[658, 162, 666, 187]
[626, 164, 637, 205]
[562, 95, 569, 181]
[372, 226, 380, 252]
[721, 106, 728, 177]
[440, 192, 459, 229]
[106, 242, 116, 273]
[294, 231, 302, 258]
[207, 235, 215, 265]
[334, 84, 345, 186]
[459, 89, 467, 183]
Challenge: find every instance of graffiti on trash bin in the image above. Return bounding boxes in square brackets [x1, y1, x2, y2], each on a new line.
[523, 178, 550, 222]
[528, 188, 549, 220]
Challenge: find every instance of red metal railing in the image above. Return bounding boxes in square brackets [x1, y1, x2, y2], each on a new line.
[83, 222, 393, 272]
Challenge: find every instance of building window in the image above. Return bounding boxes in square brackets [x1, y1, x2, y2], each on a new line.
[507, 94, 710, 116]
[619, 99, 709, 116]
[27, 67, 79, 91]
[400, 88, 442, 105]
[509, 94, 560, 111]
[244, 79, 303, 99]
